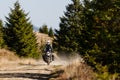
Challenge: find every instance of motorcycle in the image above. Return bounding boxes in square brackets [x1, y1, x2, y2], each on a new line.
[42, 50, 54, 65]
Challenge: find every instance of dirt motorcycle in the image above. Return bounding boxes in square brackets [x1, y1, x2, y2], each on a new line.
[42, 50, 54, 65]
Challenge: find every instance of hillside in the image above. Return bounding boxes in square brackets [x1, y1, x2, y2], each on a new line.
[34, 31, 53, 46]
[0, 32, 96, 80]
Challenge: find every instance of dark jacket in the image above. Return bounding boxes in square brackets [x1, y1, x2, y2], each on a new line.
[44, 44, 53, 53]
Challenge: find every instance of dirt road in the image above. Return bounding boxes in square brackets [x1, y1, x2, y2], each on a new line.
[0, 59, 67, 80]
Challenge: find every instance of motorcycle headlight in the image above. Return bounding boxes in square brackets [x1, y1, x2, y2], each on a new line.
[47, 52, 50, 56]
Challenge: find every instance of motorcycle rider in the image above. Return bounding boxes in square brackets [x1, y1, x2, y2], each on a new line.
[44, 40, 53, 53]
[44, 40, 54, 61]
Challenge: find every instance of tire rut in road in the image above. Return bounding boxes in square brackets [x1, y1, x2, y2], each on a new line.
[0, 61, 64, 80]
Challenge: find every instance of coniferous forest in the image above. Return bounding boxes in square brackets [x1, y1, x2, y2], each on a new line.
[0, 0, 120, 79]
[54, 0, 120, 77]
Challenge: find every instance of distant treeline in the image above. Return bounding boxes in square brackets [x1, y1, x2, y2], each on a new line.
[39, 24, 54, 37]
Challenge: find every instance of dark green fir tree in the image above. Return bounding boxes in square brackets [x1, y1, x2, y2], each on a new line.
[4, 1, 39, 58]
[83, 0, 120, 73]
[54, 0, 84, 54]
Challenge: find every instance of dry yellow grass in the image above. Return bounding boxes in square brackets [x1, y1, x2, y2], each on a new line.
[0, 49, 19, 61]
[0, 49, 19, 69]
[55, 58, 96, 80]
[0, 49, 38, 68]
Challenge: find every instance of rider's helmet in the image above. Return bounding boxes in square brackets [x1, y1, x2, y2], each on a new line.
[46, 40, 51, 45]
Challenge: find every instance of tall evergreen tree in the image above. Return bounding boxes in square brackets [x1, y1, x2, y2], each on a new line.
[83, 0, 120, 73]
[54, 0, 84, 53]
[4, 1, 39, 58]
[0, 20, 5, 48]
[54, 0, 120, 74]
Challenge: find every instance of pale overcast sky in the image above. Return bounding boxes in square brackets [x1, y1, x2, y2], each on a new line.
[0, 0, 71, 29]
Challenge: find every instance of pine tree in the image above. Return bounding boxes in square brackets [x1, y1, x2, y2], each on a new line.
[4, 1, 39, 58]
[48, 27, 54, 37]
[93, 0, 120, 73]
[39, 24, 48, 34]
[83, 0, 120, 73]
[0, 20, 5, 48]
[54, 0, 84, 53]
